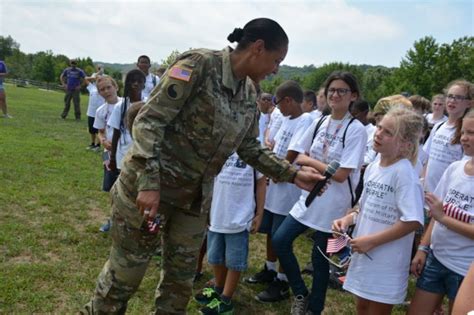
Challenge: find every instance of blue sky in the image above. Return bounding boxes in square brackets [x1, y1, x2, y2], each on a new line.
[1, 0, 472, 67]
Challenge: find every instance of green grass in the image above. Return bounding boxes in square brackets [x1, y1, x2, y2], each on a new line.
[1, 84, 419, 314]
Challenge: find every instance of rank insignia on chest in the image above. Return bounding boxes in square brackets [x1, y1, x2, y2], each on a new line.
[169, 66, 192, 82]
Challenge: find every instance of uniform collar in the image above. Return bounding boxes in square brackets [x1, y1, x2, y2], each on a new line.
[222, 47, 245, 100]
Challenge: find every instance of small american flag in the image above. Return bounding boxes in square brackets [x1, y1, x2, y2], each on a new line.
[169, 66, 192, 82]
[444, 203, 473, 223]
[327, 234, 350, 254]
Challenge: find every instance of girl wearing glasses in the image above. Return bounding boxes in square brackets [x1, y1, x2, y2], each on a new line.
[333, 106, 425, 315]
[272, 71, 367, 315]
[423, 80, 473, 194]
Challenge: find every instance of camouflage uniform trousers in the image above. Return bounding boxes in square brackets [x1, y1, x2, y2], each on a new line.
[82, 195, 207, 314]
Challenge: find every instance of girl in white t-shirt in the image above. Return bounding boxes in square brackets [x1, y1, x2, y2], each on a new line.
[409, 108, 474, 315]
[333, 106, 425, 314]
[272, 72, 367, 314]
[423, 80, 472, 193]
[108, 70, 145, 171]
[93, 76, 122, 231]
[425, 94, 447, 128]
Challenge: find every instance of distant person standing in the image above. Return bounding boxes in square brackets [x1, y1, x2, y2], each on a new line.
[136, 55, 159, 101]
[60, 59, 85, 120]
[0, 60, 11, 118]
[85, 64, 105, 150]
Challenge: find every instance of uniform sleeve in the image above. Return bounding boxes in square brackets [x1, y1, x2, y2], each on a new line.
[130, 55, 205, 192]
[237, 114, 296, 182]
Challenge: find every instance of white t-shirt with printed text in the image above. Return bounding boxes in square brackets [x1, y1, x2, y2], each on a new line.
[265, 113, 314, 215]
[108, 99, 133, 170]
[423, 121, 464, 192]
[288, 115, 367, 232]
[209, 152, 263, 234]
[343, 159, 424, 304]
[93, 97, 122, 145]
[267, 108, 283, 145]
[86, 83, 105, 118]
[431, 159, 474, 276]
[142, 73, 159, 101]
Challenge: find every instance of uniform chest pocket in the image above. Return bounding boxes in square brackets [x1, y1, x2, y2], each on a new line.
[181, 90, 216, 141]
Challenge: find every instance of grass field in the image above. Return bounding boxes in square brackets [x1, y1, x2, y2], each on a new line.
[0, 84, 417, 314]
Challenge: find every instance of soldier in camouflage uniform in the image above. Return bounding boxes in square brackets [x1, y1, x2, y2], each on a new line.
[82, 18, 323, 314]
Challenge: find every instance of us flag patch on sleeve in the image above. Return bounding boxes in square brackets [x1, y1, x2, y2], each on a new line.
[169, 66, 192, 82]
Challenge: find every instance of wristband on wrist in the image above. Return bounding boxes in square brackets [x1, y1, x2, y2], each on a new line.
[418, 245, 430, 253]
[350, 212, 358, 225]
[290, 170, 298, 183]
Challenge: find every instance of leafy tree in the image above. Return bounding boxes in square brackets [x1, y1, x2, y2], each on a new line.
[32, 51, 56, 83]
[0, 35, 20, 60]
[161, 50, 181, 67]
[361, 66, 394, 105]
[302, 62, 364, 94]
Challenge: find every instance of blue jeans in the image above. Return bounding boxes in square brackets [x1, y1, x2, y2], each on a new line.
[272, 215, 331, 314]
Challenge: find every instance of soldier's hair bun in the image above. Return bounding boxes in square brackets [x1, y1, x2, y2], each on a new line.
[227, 28, 244, 43]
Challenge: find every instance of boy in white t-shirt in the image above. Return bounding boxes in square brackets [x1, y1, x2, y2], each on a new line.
[194, 152, 266, 315]
[136, 55, 159, 101]
[85, 66, 105, 151]
[247, 81, 314, 303]
[257, 92, 274, 145]
[302, 90, 323, 121]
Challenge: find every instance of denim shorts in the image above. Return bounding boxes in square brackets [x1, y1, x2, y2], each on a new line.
[416, 251, 464, 300]
[258, 209, 287, 236]
[207, 230, 249, 271]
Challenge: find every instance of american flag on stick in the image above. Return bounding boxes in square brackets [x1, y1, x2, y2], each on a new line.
[444, 203, 473, 223]
[327, 234, 350, 254]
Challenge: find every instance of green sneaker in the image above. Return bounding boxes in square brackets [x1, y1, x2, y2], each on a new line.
[195, 287, 220, 305]
[200, 298, 234, 315]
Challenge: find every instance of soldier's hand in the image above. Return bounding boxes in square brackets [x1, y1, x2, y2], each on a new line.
[293, 166, 325, 191]
[136, 190, 160, 220]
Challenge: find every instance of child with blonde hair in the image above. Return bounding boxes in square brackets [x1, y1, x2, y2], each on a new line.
[333, 106, 425, 315]
[409, 108, 474, 315]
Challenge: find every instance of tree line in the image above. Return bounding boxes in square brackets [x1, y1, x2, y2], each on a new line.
[1, 35, 472, 106]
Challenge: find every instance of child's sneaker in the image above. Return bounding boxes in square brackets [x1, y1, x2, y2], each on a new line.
[200, 297, 234, 315]
[255, 278, 289, 302]
[245, 264, 276, 284]
[99, 219, 111, 232]
[195, 287, 220, 305]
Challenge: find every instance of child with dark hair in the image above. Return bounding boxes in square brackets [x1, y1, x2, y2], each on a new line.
[108, 69, 146, 172]
[136, 55, 159, 100]
[273, 72, 367, 314]
[248, 80, 314, 303]
[302, 90, 322, 121]
[194, 152, 266, 314]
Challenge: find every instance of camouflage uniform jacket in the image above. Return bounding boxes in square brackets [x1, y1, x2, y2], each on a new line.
[116, 47, 297, 227]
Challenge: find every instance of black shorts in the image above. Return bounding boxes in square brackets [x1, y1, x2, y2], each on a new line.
[88, 116, 98, 134]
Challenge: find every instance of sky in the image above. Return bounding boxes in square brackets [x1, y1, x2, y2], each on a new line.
[0, 0, 472, 68]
